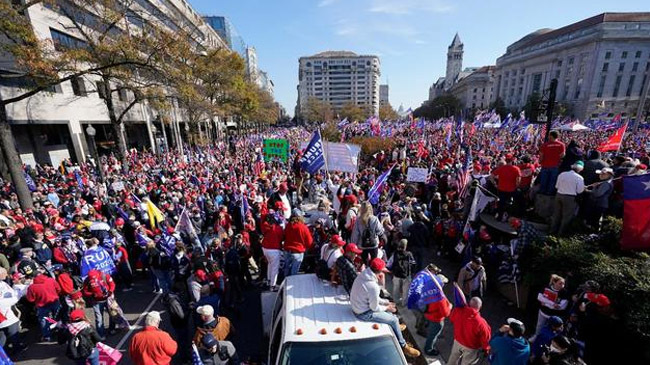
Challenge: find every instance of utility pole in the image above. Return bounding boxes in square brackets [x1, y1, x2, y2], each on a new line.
[545, 79, 558, 141]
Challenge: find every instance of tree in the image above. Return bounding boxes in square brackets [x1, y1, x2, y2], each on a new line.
[413, 94, 461, 120]
[489, 97, 507, 118]
[302, 97, 333, 123]
[524, 93, 542, 121]
[339, 101, 367, 122]
[379, 103, 399, 121]
[0, 0, 166, 208]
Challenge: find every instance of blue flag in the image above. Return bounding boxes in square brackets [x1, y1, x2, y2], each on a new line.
[24, 171, 36, 192]
[80, 246, 116, 278]
[407, 270, 446, 310]
[299, 130, 325, 174]
[191, 344, 204, 365]
[158, 232, 176, 257]
[74, 170, 84, 189]
[367, 164, 395, 205]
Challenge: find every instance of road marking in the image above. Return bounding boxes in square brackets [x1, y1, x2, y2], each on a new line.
[115, 293, 162, 350]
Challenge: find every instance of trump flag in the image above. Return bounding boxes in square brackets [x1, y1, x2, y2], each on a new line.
[621, 173, 650, 250]
[299, 130, 325, 174]
[406, 270, 445, 310]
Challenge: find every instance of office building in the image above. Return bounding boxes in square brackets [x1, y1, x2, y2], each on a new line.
[380, 84, 389, 106]
[449, 66, 496, 113]
[298, 51, 381, 118]
[203, 16, 247, 58]
[493, 13, 650, 122]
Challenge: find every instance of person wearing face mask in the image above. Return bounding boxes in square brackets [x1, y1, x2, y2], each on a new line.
[488, 318, 530, 365]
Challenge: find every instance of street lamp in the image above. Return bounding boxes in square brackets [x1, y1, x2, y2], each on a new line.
[85, 125, 105, 183]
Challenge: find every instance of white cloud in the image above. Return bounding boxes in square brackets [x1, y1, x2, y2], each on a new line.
[369, 0, 453, 15]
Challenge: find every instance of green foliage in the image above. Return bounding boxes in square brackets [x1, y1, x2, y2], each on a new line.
[489, 97, 507, 118]
[348, 136, 396, 158]
[522, 217, 650, 341]
[321, 122, 341, 143]
[339, 101, 367, 122]
[379, 103, 399, 121]
[302, 97, 333, 123]
[413, 94, 461, 120]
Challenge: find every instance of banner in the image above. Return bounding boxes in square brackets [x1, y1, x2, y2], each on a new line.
[299, 130, 325, 174]
[80, 246, 116, 278]
[406, 167, 428, 182]
[621, 174, 650, 250]
[263, 139, 289, 162]
[299, 141, 360, 173]
[406, 270, 446, 310]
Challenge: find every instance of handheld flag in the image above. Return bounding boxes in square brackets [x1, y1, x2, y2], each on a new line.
[367, 164, 395, 204]
[453, 282, 467, 308]
[407, 270, 446, 310]
[145, 199, 165, 229]
[191, 343, 204, 365]
[456, 146, 473, 199]
[24, 171, 37, 192]
[597, 123, 628, 152]
[175, 207, 198, 238]
[299, 130, 325, 174]
[621, 174, 650, 250]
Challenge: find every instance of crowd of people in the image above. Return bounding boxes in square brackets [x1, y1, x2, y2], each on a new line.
[0, 118, 646, 364]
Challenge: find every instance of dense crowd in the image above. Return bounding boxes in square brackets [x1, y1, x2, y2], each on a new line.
[0, 119, 647, 365]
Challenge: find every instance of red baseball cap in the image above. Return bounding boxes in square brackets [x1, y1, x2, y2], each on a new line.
[586, 293, 611, 307]
[369, 258, 388, 273]
[70, 309, 85, 322]
[330, 235, 345, 246]
[345, 243, 362, 254]
[196, 269, 208, 282]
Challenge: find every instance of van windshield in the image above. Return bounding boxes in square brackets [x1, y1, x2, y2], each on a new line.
[280, 336, 405, 365]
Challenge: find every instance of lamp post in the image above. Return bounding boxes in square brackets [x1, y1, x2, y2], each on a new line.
[151, 125, 157, 154]
[85, 125, 105, 183]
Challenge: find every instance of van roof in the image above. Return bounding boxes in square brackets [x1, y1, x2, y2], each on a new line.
[283, 274, 394, 343]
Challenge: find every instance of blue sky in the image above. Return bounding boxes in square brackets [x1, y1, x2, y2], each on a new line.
[188, 0, 648, 116]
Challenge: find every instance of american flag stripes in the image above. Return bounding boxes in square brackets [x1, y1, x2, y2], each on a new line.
[456, 145, 472, 200]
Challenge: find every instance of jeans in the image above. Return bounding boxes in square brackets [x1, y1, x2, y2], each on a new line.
[497, 190, 515, 219]
[283, 252, 304, 277]
[0, 321, 20, 348]
[93, 301, 115, 338]
[153, 269, 173, 294]
[425, 320, 444, 353]
[550, 194, 577, 236]
[78, 347, 99, 365]
[37, 301, 60, 338]
[392, 277, 410, 307]
[538, 167, 559, 195]
[361, 248, 378, 265]
[355, 310, 406, 347]
[263, 248, 281, 287]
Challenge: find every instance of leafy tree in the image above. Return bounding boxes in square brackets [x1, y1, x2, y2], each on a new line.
[339, 101, 367, 122]
[302, 97, 333, 123]
[413, 94, 461, 120]
[379, 103, 399, 121]
[523, 93, 542, 121]
[489, 97, 507, 118]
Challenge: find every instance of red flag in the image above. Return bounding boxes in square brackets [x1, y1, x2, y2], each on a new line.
[621, 174, 650, 250]
[597, 123, 628, 152]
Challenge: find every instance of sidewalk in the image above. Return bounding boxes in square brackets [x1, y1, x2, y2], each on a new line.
[394, 251, 527, 365]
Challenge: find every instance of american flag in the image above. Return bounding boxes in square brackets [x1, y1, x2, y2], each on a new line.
[540, 123, 548, 143]
[368, 163, 396, 205]
[456, 145, 472, 199]
[191, 343, 204, 365]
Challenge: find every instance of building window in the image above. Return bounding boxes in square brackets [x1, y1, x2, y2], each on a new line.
[532, 73, 542, 94]
[622, 51, 628, 59]
[632, 62, 639, 72]
[96, 81, 106, 99]
[626, 75, 636, 97]
[640, 75, 648, 97]
[605, 51, 611, 60]
[557, 60, 562, 67]
[50, 28, 87, 51]
[45, 84, 62, 94]
[118, 88, 128, 102]
[602, 63, 609, 72]
[568, 57, 574, 65]
[618, 63, 625, 72]
[574, 78, 582, 99]
[636, 51, 642, 59]
[613, 75, 622, 97]
[597, 75, 606, 98]
[473, 88, 477, 93]
[71, 77, 87, 96]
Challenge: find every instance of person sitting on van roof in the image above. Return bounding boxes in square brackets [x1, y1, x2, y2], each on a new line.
[350, 258, 421, 358]
[333, 243, 362, 293]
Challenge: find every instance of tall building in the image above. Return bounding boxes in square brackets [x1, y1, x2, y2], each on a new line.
[449, 66, 496, 113]
[493, 13, 650, 122]
[1, 0, 227, 166]
[445, 33, 464, 89]
[297, 51, 381, 118]
[380, 84, 389, 106]
[203, 16, 247, 58]
[246, 46, 260, 85]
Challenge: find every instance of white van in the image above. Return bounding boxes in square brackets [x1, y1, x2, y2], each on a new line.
[266, 274, 408, 365]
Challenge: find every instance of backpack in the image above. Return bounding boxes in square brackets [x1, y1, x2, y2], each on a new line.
[315, 249, 337, 280]
[66, 329, 94, 360]
[86, 274, 110, 302]
[361, 224, 373, 248]
[391, 252, 411, 279]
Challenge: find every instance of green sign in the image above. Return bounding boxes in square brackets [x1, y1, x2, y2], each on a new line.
[263, 139, 289, 162]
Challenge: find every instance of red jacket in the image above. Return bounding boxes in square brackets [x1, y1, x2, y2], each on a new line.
[82, 270, 115, 302]
[425, 297, 452, 322]
[128, 326, 177, 365]
[449, 306, 491, 351]
[56, 272, 76, 296]
[283, 221, 313, 253]
[261, 220, 284, 250]
[26, 274, 61, 307]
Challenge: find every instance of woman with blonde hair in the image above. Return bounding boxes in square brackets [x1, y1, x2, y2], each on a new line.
[533, 274, 569, 337]
[350, 201, 385, 263]
[283, 209, 313, 277]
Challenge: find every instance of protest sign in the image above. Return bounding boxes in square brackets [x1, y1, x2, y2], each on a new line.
[263, 139, 289, 162]
[407, 167, 428, 182]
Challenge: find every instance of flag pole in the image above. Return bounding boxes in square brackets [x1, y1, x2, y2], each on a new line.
[319, 128, 329, 174]
[510, 241, 521, 308]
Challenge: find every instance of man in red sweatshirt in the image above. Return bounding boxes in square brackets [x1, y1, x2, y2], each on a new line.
[448, 296, 491, 365]
[26, 273, 61, 341]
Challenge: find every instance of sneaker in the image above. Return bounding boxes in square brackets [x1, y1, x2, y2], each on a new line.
[402, 343, 420, 358]
[425, 348, 440, 356]
[399, 323, 407, 332]
[153, 289, 163, 294]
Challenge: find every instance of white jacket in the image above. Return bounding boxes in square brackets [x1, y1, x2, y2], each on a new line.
[0, 281, 20, 328]
[350, 268, 389, 315]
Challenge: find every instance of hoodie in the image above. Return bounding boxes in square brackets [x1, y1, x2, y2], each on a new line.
[26, 274, 61, 307]
[449, 306, 491, 351]
[350, 267, 389, 315]
[489, 333, 530, 365]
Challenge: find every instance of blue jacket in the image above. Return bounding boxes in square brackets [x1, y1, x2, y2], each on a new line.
[532, 326, 561, 358]
[489, 334, 530, 365]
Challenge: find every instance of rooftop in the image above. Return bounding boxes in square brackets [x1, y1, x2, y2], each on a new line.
[302, 51, 378, 59]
